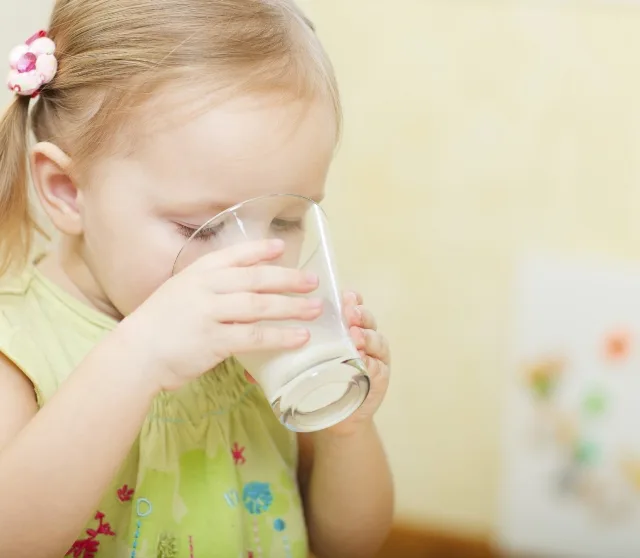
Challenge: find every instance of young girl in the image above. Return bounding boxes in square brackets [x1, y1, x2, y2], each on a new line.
[0, 1, 393, 557]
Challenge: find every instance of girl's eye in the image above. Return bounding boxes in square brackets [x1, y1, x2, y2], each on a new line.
[175, 222, 224, 242]
[271, 218, 303, 232]
[175, 219, 300, 241]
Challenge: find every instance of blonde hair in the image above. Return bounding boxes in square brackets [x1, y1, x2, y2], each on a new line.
[0, 0, 340, 275]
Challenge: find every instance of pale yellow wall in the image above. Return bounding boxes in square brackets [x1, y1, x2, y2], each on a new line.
[305, 0, 640, 535]
[6, 0, 640, 539]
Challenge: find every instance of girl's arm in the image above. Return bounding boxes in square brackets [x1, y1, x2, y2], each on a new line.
[0, 241, 321, 557]
[0, 331, 159, 558]
[0, 241, 319, 557]
[298, 420, 394, 558]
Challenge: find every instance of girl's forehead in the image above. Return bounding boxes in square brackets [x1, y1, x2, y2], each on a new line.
[139, 95, 337, 209]
[91, 94, 336, 213]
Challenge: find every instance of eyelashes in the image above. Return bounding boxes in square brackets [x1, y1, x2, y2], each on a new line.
[175, 218, 303, 242]
[270, 218, 304, 233]
[175, 222, 224, 242]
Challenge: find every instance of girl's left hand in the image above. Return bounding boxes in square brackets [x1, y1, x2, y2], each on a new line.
[245, 291, 390, 435]
[325, 291, 391, 436]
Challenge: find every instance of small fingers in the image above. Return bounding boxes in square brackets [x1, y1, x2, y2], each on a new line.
[213, 266, 318, 295]
[351, 326, 367, 351]
[225, 324, 310, 354]
[214, 293, 323, 323]
[364, 355, 391, 380]
[196, 239, 286, 270]
[345, 305, 377, 330]
[351, 327, 390, 365]
[343, 291, 364, 307]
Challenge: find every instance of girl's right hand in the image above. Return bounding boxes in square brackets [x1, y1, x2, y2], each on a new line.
[115, 239, 320, 392]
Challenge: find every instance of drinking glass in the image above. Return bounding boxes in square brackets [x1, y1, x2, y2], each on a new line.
[172, 194, 370, 432]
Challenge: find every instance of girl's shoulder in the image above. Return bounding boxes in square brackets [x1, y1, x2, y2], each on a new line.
[0, 264, 41, 345]
[0, 265, 50, 405]
[0, 264, 110, 406]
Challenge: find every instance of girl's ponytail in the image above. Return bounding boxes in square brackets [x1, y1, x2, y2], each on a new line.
[0, 95, 34, 276]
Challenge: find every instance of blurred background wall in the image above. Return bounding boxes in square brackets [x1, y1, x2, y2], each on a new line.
[5, 0, 640, 553]
[303, 0, 640, 541]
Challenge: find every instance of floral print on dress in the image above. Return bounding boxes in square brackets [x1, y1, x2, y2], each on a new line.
[66, 511, 115, 558]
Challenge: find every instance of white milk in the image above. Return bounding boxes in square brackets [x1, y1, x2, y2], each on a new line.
[240, 339, 356, 399]
[235, 299, 368, 430]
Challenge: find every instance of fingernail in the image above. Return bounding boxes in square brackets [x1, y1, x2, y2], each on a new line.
[269, 239, 285, 251]
[295, 328, 310, 340]
[305, 273, 319, 285]
[308, 298, 323, 309]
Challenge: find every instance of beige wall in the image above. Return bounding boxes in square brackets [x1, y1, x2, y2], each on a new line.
[305, 0, 640, 535]
[6, 0, 640, 539]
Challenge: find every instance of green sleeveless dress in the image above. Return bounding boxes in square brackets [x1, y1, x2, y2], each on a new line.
[0, 265, 308, 558]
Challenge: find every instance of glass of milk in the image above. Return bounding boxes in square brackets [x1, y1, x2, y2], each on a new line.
[172, 194, 370, 432]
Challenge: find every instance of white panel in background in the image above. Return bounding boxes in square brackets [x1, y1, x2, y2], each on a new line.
[499, 256, 640, 558]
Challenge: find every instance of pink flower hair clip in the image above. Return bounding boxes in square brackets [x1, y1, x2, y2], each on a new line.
[7, 30, 57, 98]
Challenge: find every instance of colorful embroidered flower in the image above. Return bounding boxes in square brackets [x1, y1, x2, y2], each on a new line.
[232, 442, 246, 465]
[117, 484, 135, 502]
[66, 511, 115, 558]
[243, 482, 273, 515]
[157, 533, 178, 558]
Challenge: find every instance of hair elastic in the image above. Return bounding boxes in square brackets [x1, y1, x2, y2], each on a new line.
[7, 30, 57, 98]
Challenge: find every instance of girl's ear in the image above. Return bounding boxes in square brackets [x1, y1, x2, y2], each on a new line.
[30, 142, 83, 235]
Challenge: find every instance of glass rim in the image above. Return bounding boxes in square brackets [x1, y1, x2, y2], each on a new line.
[172, 193, 327, 276]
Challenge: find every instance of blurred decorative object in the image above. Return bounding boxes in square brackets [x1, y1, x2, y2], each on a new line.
[522, 355, 566, 449]
[621, 455, 640, 491]
[523, 355, 565, 401]
[499, 258, 640, 558]
[604, 328, 632, 363]
[583, 387, 608, 417]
